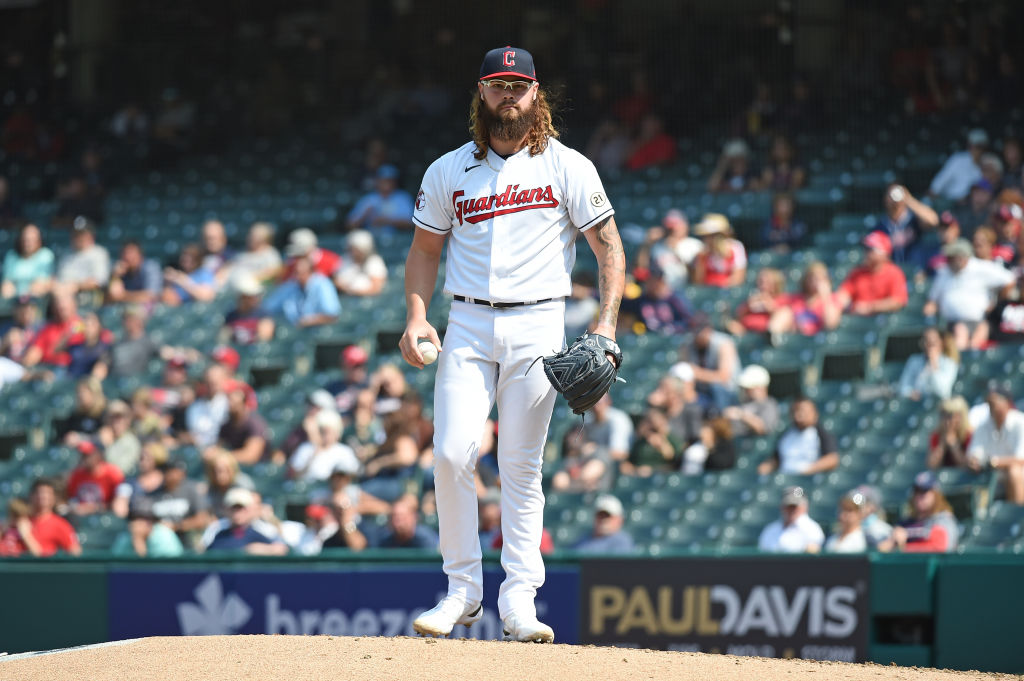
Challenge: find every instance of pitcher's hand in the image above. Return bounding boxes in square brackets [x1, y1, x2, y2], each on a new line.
[400, 319, 442, 369]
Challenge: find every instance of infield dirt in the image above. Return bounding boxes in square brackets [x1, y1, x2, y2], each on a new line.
[0, 635, 1018, 681]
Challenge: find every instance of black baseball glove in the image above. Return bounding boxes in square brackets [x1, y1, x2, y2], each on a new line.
[540, 333, 624, 415]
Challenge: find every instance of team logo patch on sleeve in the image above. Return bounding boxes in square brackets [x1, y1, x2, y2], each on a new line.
[589, 192, 607, 208]
[415, 189, 426, 211]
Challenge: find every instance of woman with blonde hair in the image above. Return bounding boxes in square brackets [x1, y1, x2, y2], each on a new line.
[768, 261, 842, 337]
[927, 396, 972, 469]
[204, 449, 255, 518]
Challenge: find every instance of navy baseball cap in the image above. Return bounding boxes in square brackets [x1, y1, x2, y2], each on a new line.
[913, 471, 939, 493]
[480, 46, 537, 82]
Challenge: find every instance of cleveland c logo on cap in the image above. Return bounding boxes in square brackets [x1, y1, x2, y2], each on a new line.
[503, 50, 515, 67]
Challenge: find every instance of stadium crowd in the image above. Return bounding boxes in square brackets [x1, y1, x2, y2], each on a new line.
[2, 2, 1024, 559]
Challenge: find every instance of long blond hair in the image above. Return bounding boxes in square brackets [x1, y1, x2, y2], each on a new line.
[939, 396, 971, 442]
[469, 88, 558, 160]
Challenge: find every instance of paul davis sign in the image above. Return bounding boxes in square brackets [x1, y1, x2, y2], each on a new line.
[580, 556, 869, 661]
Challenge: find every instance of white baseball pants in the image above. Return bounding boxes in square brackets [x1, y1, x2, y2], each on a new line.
[432, 298, 565, 620]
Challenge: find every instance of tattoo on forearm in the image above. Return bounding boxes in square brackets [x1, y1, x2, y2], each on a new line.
[594, 216, 625, 329]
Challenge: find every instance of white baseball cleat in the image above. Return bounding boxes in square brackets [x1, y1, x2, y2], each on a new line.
[502, 613, 555, 643]
[413, 597, 483, 637]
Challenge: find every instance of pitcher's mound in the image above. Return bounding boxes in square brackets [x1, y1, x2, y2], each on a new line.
[0, 635, 1014, 681]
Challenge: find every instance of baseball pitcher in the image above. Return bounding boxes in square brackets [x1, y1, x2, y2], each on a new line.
[399, 46, 625, 642]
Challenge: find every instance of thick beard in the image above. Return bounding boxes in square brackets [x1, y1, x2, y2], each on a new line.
[480, 99, 539, 143]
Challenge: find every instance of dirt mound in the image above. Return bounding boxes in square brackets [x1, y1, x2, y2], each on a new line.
[0, 635, 1014, 681]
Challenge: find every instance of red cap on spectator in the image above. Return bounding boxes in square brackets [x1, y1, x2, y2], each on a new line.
[862, 231, 892, 256]
[77, 441, 98, 455]
[211, 346, 240, 372]
[997, 203, 1023, 222]
[167, 355, 188, 369]
[939, 211, 959, 227]
[306, 504, 329, 520]
[342, 345, 369, 368]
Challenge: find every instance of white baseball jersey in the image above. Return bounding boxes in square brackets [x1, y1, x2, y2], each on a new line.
[413, 139, 614, 302]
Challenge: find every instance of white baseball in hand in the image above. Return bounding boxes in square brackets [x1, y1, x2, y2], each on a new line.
[418, 340, 439, 365]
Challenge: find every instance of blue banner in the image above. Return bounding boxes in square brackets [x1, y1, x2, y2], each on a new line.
[108, 565, 579, 643]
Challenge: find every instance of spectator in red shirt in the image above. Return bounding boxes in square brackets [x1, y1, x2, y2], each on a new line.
[280, 228, 342, 281]
[837, 232, 908, 315]
[727, 268, 787, 336]
[67, 440, 125, 515]
[0, 497, 42, 557]
[21, 292, 83, 368]
[770, 262, 843, 337]
[625, 114, 676, 172]
[692, 214, 748, 288]
[28, 478, 81, 556]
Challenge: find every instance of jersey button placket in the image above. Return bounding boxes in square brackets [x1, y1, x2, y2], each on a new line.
[490, 154, 509, 299]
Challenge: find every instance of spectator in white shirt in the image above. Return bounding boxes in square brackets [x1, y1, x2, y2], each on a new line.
[184, 364, 231, 449]
[56, 218, 111, 297]
[824, 490, 868, 553]
[758, 398, 839, 476]
[228, 222, 282, 284]
[758, 486, 824, 553]
[637, 209, 704, 290]
[924, 239, 1016, 350]
[967, 383, 1024, 505]
[928, 129, 987, 202]
[334, 230, 388, 297]
[288, 409, 360, 483]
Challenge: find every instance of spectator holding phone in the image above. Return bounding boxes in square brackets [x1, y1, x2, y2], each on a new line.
[875, 184, 938, 265]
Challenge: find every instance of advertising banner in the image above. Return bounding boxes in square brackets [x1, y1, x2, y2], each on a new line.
[108, 565, 579, 643]
[580, 557, 869, 661]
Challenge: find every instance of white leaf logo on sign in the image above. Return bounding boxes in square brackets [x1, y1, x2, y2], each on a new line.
[176, 574, 253, 635]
